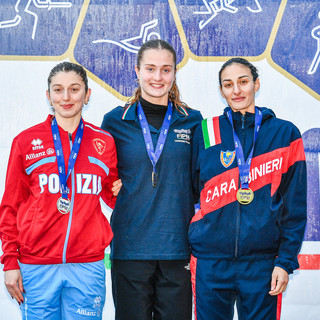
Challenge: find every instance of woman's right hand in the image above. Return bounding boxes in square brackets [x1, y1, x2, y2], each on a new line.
[4, 269, 24, 305]
[112, 179, 122, 196]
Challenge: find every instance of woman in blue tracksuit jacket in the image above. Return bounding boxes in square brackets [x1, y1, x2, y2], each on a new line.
[101, 39, 202, 320]
[189, 58, 307, 320]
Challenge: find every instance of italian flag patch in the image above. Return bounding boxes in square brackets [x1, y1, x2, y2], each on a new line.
[201, 117, 221, 149]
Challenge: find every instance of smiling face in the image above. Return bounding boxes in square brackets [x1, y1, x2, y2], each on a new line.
[135, 48, 176, 105]
[220, 63, 260, 114]
[46, 71, 91, 124]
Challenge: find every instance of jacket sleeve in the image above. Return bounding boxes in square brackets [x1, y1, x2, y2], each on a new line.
[0, 138, 29, 271]
[191, 122, 203, 205]
[100, 132, 119, 210]
[274, 127, 307, 274]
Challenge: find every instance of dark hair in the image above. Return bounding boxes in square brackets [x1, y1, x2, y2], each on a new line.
[218, 58, 259, 87]
[47, 62, 89, 93]
[128, 39, 188, 111]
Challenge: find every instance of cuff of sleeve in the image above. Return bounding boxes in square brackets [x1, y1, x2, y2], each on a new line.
[274, 256, 299, 275]
[2, 256, 20, 271]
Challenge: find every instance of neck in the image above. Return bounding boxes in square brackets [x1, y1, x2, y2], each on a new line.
[141, 95, 168, 106]
[140, 97, 168, 108]
[55, 114, 81, 133]
[232, 106, 255, 114]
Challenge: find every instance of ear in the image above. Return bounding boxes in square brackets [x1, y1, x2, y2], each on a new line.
[254, 78, 260, 93]
[46, 90, 52, 106]
[219, 86, 226, 99]
[134, 66, 139, 81]
[85, 88, 92, 103]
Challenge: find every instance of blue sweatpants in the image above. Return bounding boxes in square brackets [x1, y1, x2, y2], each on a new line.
[191, 256, 280, 320]
[19, 260, 106, 320]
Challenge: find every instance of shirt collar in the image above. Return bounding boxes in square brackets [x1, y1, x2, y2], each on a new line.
[121, 101, 189, 123]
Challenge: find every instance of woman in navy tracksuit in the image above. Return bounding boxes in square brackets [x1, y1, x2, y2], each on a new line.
[101, 39, 202, 320]
[190, 58, 307, 320]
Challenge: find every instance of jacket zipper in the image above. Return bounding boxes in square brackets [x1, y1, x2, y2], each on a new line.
[235, 113, 246, 259]
[62, 133, 75, 264]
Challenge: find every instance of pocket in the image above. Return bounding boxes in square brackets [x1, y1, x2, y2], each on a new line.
[18, 203, 39, 251]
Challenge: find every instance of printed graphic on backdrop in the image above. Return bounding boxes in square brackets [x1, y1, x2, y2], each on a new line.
[74, 0, 184, 97]
[0, 0, 83, 55]
[271, 1, 320, 96]
[174, 0, 281, 57]
[302, 128, 320, 241]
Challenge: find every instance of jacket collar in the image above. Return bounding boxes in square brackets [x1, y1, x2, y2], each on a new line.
[223, 106, 275, 124]
[121, 101, 189, 130]
[46, 114, 86, 139]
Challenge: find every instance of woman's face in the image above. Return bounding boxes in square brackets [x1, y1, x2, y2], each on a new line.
[135, 48, 176, 105]
[220, 63, 260, 114]
[46, 71, 91, 122]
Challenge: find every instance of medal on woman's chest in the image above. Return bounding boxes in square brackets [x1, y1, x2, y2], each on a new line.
[226, 108, 262, 205]
[51, 117, 84, 213]
[138, 101, 172, 188]
[152, 171, 157, 188]
[57, 197, 71, 214]
[236, 188, 254, 205]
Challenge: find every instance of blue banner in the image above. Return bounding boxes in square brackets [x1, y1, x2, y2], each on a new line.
[0, 0, 83, 56]
[74, 0, 184, 97]
[302, 128, 320, 241]
[174, 0, 281, 57]
[272, 0, 320, 96]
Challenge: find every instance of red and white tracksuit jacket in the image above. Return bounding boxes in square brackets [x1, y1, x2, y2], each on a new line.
[0, 115, 118, 271]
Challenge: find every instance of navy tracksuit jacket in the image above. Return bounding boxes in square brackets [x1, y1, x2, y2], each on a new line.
[189, 107, 307, 320]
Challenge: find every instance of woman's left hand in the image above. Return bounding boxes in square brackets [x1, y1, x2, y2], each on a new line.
[269, 266, 289, 295]
[112, 179, 122, 196]
[4, 269, 24, 305]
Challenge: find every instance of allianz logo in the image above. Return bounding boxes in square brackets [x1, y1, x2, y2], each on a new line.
[76, 309, 96, 316]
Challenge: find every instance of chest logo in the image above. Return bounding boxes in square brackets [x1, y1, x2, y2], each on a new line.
[220, 150, 236, 168]
[93, 138, 106, 155]
[174, 129, 191, 144]
[31, 138, 44, 150]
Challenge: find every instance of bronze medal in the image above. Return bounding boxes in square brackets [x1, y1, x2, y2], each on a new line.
[152, 171, 157, 188]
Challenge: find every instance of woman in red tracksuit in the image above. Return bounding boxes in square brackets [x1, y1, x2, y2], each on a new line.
[0, 62, 118, 320]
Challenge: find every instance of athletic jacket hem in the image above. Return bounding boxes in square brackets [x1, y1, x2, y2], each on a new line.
[110, 253, 192, 260]
[18, 252, 105, 266]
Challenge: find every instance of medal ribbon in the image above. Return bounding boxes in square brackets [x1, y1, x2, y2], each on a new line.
[51, 117, 84, 199]
[226, 107, 262, 189]
[137, 101, 172, 182]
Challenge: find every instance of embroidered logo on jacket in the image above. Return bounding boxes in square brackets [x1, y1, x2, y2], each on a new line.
[46, 148, 55, 155]
[220, 150, 236, 168]
[174, 129, 191, 144]
[26, 151, 46, 160]
[31, 138, 44, 150]
[93, 138, 106, 155]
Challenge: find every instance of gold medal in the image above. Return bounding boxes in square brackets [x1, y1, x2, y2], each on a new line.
[236, 188, 254, 205]
[57, 197, 71, 214]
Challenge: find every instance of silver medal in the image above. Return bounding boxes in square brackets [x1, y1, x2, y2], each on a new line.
[57, 197, 71, 214]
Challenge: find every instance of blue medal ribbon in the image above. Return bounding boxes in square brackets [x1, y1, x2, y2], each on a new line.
[51, 117, 84, 199]
[226, 107, 262, 189]
[137, 101, 173, 187]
